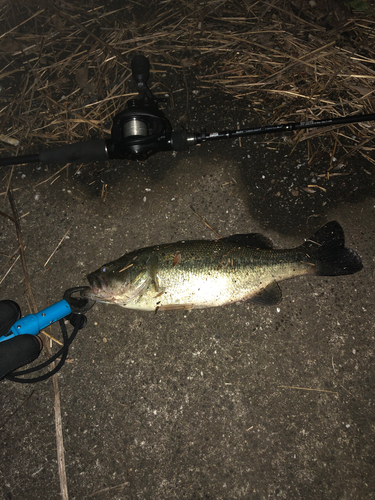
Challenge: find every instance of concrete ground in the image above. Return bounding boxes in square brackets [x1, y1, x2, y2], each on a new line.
[1, 131, 375, 500]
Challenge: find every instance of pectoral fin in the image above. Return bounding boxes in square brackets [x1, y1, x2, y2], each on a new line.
[249, 281, 282, 305]
[146, 253, 164, 293]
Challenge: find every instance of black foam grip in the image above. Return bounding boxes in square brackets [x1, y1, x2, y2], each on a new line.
[39, 139, 108, 164]
[0, 335, 42, 380]
[170, 130, 191, 151]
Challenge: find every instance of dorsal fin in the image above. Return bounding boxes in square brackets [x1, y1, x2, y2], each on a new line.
[222, 233, 273, 249]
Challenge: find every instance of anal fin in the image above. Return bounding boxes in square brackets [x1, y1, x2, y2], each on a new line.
[249, 281, 282, 305]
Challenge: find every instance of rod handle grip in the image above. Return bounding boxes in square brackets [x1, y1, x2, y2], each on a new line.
[39, 139, 108, 164]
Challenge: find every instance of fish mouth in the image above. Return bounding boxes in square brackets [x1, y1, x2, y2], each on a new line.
[87, 274, 108, 296]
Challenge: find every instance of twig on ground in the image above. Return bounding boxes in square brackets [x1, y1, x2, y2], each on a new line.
[7, 189, 69, 500]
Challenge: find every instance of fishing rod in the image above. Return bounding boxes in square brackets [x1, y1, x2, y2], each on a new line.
[0, 55, 374, 166]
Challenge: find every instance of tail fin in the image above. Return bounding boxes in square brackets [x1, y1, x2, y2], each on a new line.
[302, 221, 363, 276]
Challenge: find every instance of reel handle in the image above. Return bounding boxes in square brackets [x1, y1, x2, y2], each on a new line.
[131, 55, 150, 87]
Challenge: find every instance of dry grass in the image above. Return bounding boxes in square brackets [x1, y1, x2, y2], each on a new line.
[0, 0, 374, 163]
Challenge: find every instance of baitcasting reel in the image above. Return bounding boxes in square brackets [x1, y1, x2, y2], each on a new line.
[108, 55, 176, 161]
[0, 54, 374, 166]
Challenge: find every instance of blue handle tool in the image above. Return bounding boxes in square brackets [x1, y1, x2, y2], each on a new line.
[0, 287, 95, 382]
[0, 286, 95, 343]
[2, 300, 72, 342]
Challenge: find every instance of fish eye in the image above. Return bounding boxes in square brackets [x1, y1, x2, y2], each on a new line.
[101, 266, 107, 273]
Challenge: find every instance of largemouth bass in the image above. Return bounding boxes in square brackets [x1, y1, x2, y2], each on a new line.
[82, 221, 362, 312]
